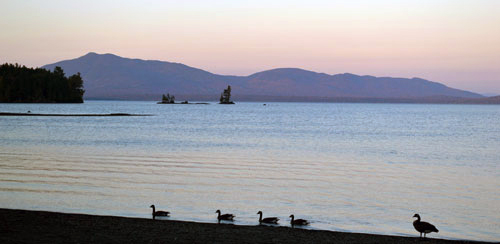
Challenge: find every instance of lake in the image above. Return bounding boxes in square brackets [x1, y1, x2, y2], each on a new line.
[0, 101, 499, 241]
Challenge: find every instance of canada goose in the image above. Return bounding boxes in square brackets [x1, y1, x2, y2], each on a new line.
[289, 214, 309, 227]
[257, 211, 279, 224]
[215, 210, 235, 222]
[413, 214, 439, 238]
[150, 204, 170, 219]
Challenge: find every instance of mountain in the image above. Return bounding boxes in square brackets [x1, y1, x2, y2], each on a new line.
[42, 52, 483, 101]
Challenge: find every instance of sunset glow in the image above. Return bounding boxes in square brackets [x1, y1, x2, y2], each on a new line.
[1, 0, 499, 93]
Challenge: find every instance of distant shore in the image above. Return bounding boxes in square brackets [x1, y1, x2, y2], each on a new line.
[157, 101, 209, 105]
[0, 112, 151, 116]
[82, 95, 500, 104]
[0, 209, 490, 244]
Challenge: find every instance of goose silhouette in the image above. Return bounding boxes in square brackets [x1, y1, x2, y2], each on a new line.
[215, 210, 235, 223]
[413, 214, 439, 238]
[290, 214, 309, 227]
[257, 211, 279, 224]
[150, 205, 169, 219]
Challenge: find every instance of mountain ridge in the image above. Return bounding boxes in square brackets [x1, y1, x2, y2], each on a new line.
[42, 52, 483, 101]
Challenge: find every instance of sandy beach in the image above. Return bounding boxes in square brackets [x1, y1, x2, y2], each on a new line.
[0, 209, 492, 244]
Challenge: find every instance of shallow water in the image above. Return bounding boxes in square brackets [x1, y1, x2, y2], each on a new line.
[0, 101, 499, 241]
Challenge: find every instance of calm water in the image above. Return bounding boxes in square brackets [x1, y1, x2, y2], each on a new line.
[0, 101, 499, 241]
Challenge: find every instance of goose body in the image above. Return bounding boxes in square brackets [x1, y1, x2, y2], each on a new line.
[289, 214, 309, 227]
[257, 211, 279, 224]
[215, 210, 235, 222]
[150, 205, 170, 219]
[413, 214, 438, 238]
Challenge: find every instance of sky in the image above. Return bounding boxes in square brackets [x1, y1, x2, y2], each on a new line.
[1, 0, 499, 94]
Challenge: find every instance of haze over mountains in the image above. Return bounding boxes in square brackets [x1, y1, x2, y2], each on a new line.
[42, 52, 484, 102]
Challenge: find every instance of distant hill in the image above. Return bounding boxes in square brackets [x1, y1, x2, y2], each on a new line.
[42, 52, 483, 101]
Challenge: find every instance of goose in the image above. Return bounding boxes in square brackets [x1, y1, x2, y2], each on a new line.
[257, 211, 279, 224]
[413, 214, 439, 238]
[289, 214, 309, 227]
[215, 210, 235, 222]
[150, 204, 170, 219]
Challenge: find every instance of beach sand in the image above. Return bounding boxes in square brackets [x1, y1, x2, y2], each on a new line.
[0, 209, 490, 244]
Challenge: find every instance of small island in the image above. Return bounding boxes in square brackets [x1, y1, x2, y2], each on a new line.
[0, 63, 84, 103]
[157, 86, 236, 105]
[157, 92, 208, 105]
[157, 93, 176, 104]
[219, 85, 235, 104]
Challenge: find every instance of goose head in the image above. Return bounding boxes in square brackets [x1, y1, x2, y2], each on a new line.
[215, 210, 221, 214]
[289, 214, 294, 218]
[150, 205, 155, 208]
[257, 211, 262, 215]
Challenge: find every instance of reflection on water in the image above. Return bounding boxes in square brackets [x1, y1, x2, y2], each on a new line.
[0, 101, 499, 241]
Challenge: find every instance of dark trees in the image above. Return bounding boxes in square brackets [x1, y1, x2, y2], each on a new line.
[0, 63, 84, 103]
[161, 93, 175, 103]
[219, 85, 234, 104]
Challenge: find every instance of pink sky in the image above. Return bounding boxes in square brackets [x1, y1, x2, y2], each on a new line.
[1, 0, 499, 94]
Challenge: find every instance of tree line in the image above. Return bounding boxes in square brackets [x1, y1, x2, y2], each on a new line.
[161, 93, 175, 103]
[219, 85, 234, 104]
[0, 63, 85, 103]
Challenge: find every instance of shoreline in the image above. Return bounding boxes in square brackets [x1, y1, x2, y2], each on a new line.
[0, 209, 492, 244]
[0, 112, 152, 116]
[83, 96, 500, 104]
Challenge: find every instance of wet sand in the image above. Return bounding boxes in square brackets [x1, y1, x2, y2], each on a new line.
[0, 209, 491, 244]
